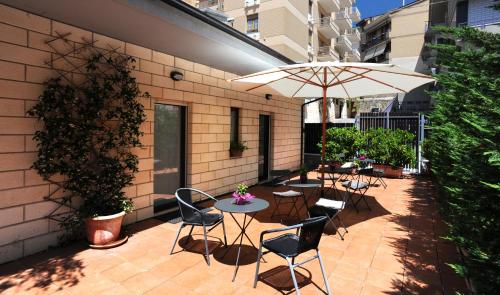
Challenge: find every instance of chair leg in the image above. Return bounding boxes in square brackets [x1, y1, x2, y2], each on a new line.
[253, 243, 264, 288]
[286, 257, 300, 295]
[187, 225, 194, 244]
[317, 250, 331, 295]
[337, 215, 348, 233]
[221, 218, 228, 248]
[203, 224, 210, 266]
[170, 223, 184, 255]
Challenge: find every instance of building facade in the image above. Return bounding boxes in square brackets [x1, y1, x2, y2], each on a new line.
[0, 1, 302, 263]
[359, 0, 433, 112]
[429, 0, 500, 32]
[191, 0, 362, 123]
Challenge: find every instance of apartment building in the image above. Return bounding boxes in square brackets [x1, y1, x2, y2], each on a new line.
[190, 0, 362, 123]
[358, 0, 433, 112]
[429, 0, 500, 32]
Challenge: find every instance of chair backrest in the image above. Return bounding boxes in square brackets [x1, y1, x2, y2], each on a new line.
[297, 216, 328, 253]
[175, 188, 196, 221]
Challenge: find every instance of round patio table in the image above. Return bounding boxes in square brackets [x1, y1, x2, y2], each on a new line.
[287, 179, 323, 217]
[215, 197, 269, 282]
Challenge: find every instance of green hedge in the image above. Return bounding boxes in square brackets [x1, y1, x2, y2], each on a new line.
[425, 27, 500, 293]
[320, 127, 415, 167]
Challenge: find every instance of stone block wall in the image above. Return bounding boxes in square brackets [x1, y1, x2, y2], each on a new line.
[0, 4, 302, 263]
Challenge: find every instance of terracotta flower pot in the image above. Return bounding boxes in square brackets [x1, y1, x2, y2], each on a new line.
[372, 164, 386, 172]
[230, 149, 243, 158]
[85, 211, 125, 246]
[384, 166, 403, 178]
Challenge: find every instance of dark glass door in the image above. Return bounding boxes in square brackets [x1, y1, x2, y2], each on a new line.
[153, 104, 186, 213]
[258, 115, 270, 181]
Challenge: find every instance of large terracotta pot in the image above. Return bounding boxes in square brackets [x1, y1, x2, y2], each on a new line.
[372, 163, 386, 172]
[85, 211, 125, 245]
[384, 166, 403, 178]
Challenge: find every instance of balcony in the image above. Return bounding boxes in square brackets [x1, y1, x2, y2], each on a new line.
[315, 17, 340, 39]
[345, 7, 361, 22]
[335, 35, 352, 53]
[317, 45, 340, 61]
[307, 44, 315, 56]
[344, 48, 361, 62]
[362, 32, 389, 51]
[318, 0, 340, 13]
[333, 11, 353, 31]
[246, 31, 260, 40]
[344, 28, 361, 42]
[244, 0, 260, 8]
[339, 0, 354, 8]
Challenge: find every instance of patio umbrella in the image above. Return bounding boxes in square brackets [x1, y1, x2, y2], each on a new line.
[229, 61, 435, 189]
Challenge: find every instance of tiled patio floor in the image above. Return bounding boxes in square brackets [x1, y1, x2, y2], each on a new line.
[0, 176, 468, 295]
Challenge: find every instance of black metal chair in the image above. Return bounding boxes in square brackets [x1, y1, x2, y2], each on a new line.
[309, 188, 349, 240]
[170, 188, 227, 266]
[371, 166, 387, 189]
[270, 170, 302, 221]
[254, 216, 331, 295]
[341, 168, 373, 212]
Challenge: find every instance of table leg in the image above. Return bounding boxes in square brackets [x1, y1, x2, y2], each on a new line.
[220, 212, 266, 282]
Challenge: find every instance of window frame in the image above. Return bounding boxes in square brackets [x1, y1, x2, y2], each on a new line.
[230, 107, 240, 144]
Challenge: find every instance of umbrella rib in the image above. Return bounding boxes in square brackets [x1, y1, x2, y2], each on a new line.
[310, 67, 324, 86]
[335, 66, 408, 93]
[230, 67, 298, 81]
[346, 66, 433, 79]
[291, 67, 322, 97]
[244, 68, 312, 92]
[283, 69, 323, 87]
[326, 66, 346, 87]
[329, 69, 371, 86]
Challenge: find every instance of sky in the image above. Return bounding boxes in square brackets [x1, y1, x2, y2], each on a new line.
[356, 0, 417, 19]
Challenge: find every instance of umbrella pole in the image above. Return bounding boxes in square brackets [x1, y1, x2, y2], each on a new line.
[321, 68, 327, 196]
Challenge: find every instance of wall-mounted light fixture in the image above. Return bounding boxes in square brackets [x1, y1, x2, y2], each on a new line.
[265, 94, 272, 100]
[170, 70, 184, 81]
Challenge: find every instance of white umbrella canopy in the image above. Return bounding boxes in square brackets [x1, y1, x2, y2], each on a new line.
[230, 61, 434, 98]
[229, 61, 435, 189]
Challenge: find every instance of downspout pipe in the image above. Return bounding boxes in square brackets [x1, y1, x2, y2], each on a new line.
[300, 97, 324, 166]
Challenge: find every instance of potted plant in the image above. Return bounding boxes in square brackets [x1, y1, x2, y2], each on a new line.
[28, 52, 147, 247]
[230, 141, 248, 158]
[299, 166, 308, 183]
[383, 129, 415, 178]
[321, 127, 364, 161]
[232, 183, 255, 205]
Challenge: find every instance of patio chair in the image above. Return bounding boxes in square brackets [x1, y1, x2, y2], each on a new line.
[254, 216, 331, 295]
[270, 170, 303, 221]
[341, 168, 373, 212]
[371, 166, 387, 189]
[170, 188, 228, 266]
[308, 189, 349, 240]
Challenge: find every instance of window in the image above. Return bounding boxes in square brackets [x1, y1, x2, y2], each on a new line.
[230, 108, 239, 143]
[456, 0, 468, 26]
[247, 14, 259, 32]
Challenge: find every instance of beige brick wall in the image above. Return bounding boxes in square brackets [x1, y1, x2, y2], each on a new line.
[0, 4, 302, 263]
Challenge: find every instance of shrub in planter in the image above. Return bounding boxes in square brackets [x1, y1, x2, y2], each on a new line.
[230, 141, 248, 157]
[28, 52, 148, 246]
[320, 127, 364, 161]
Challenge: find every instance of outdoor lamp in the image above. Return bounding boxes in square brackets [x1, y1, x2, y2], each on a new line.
[170, 70, 184, 81]
[265, 94, 272, 100]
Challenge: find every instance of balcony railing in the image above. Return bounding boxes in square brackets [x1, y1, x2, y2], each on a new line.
[318, 0, 341, 13]
[345, 7, 361, 22]
[318, 46, 340, 61]
[339, 0, 354, 8]
[335, 35, 352, 51]
[343, 28, 361, 40]
[333, 10, 353, 30]
[362, 32, 389, 51]
[244, 0, 260, 8]
[315, 17, 340, 38]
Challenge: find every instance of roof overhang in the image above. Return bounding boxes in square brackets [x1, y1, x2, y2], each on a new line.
[0, 0, 294, 75]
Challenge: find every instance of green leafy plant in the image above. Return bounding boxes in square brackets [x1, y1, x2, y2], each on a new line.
[27, 53, 148, 231]
[230, 140, 248, 151]
[235, 183, 249, 195]
[298, 165, 308, 175]
[425, 26, 500, 293]
[320, 127, 364, 160]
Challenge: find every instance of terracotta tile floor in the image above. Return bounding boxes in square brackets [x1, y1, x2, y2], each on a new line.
[0, 176, 468, 294]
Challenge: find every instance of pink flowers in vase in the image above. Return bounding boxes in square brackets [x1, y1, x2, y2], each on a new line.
[232, 183, 255, 205]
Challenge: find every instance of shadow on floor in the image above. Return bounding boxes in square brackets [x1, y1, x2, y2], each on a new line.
[386, 176, 469, 295]
[257, 265, 328, 295]
[0, 243, 86, 293]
